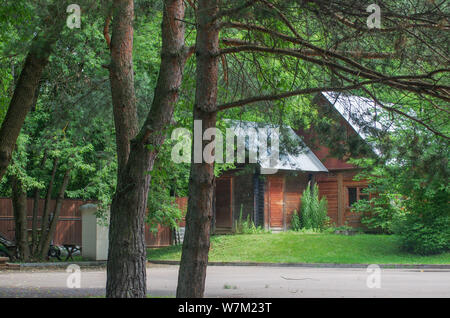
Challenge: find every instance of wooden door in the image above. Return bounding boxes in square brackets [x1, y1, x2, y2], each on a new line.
[215, 177, 233, 229]
[268, 176, 284, 228]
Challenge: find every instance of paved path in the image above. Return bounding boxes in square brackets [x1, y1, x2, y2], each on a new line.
[0, 264, 449, 297]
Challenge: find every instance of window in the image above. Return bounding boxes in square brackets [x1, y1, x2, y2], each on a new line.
[347, 186, 369, 207]
[348, 187, 357, 206]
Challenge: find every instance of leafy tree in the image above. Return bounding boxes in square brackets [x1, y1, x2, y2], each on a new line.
[147, 138, 190, 233]
[1, 100, 117, 260]
[178, 0, 449, 297]
[350, 159, 403, 234]
[0, 1, 98, 181]
[350, 120, 449, 254]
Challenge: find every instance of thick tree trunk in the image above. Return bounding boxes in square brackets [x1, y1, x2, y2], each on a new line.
[39, 169, 71, 259]
[0, 17, 63, 182]
[106, 0, 187, 298]
[176, 0, 220, 298]
[106, 142, 153, 298]
[11, 176, 31, 261]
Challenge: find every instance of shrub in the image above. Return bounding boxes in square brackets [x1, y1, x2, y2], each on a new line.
[290, 210, 301, 231]
[147, 189, 183, 233]
[300, 182, 329, 230]
[234, 205, 265, 234]
[393, 212, 450, 255]
[350, 160, 403, 233]
[351, 135, 449, 255]
[392, 187, 450, 255]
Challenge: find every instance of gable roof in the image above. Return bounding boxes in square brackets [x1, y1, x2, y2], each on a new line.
[228, 120, 328, 173]
[322, 92, 394, 139]
[320, 92, 398, 156]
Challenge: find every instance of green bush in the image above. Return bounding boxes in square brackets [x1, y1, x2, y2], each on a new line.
[290, 210, 301, 231]
[392, 186, 450, 255]
[234, 205, 265, 234]
[394, 212, 450, 255]
[300, 182, 329, 230]
[350, 133, 449, 255]
[350, 164, 403, 233]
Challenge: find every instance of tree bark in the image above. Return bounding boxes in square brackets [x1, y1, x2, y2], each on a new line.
[31, 187, 40, 255]
[0, 15, 64, 182]
[39, 169, 71, 259]
[37, 157, 58, 258]
[11, 175, 30, 261]
[108, 0, 139, 175]
[106, 0, 188, 298]
[31, 151, 47, 255]
[176, 0, 220, 298]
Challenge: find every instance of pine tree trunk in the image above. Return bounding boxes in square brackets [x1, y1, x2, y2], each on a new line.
[108, 0, 139, 175]
[106, 0, 188, 297]
[176, 0, 220, 298]
[11, 176, 30, 262]
[106, 143, 153, 298]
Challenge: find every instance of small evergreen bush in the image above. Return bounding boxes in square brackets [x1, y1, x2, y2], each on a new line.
[290, 210, 301, 231]
[300, 182, 329, 231]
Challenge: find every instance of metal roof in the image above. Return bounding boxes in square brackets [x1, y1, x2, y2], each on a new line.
[228, 120, 328, 173]
[321, 92, 400, 156]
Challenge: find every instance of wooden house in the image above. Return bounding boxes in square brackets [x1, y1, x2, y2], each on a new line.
[213, 92, 384, 233]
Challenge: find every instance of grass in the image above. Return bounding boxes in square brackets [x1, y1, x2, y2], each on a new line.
[147, 232, 450, 265]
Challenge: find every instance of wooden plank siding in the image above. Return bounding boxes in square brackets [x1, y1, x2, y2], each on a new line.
[284, 174, 308, 228]
[316, 171, 367, 227]
[0, 197, 181, 248]
[0, 198, 87, 246]
[145, 225, 172, 248]
[316, 178, 339, 225]
[213, 169, 367, 232]
[176, 197, 188, 227]
[268, 176, 284, 228]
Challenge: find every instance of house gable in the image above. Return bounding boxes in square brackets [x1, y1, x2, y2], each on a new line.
[296, 92, 381, 171]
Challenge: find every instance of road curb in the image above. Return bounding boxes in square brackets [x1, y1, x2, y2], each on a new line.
[6, 260, 449, 270]
[147, 260, 450, 269]
[11, 261, 107, 270]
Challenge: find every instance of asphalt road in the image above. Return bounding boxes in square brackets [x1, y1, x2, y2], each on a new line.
[0, 264, 449, 298]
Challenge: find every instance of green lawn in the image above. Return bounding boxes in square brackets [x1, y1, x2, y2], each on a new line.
[147, 232, 450, 265]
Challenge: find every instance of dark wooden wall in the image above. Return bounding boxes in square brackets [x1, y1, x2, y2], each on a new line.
[215, 177, 233, 230]
[232, 173, 254, 222]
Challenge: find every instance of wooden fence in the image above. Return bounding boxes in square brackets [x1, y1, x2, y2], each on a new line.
[0, 197, 188, 248]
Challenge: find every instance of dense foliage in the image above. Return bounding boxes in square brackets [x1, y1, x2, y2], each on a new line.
[299, 182, 329, 231]
[351, 126, 449, 255]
